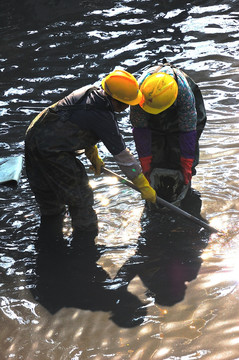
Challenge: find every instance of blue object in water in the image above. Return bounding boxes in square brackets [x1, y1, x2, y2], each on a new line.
[0, 156, 23, 185]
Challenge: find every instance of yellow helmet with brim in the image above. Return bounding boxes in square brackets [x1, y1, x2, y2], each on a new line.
[102, 69, 143, 106]
[139, 72, 178, 114]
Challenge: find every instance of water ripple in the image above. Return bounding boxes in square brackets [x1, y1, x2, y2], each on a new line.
[1, 1, 239, 358]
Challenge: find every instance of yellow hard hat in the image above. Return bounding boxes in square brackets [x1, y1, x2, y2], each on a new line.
[102, 69, 143, 106]
[139, 72, 178, 114]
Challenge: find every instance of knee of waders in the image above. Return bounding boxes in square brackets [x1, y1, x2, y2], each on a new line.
[69, 205, 98, 231]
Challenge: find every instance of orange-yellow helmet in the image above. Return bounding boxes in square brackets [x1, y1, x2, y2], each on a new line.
[102, 69, 143, 106]
[139, 72, 178, 114]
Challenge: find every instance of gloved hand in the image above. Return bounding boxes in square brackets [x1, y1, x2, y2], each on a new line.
[180, 157, 194, 184]
[132, 173, 157, 203]
[139, 155, 152, 180]
[85, 145, 105, 176]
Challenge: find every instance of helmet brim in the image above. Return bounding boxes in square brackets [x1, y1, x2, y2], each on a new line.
[139, 102, 172, 114]
[101, 71, 143, 106]
[124, 89, 143, 106]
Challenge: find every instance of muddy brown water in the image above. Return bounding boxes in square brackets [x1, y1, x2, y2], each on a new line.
[0, 1, 239, 359]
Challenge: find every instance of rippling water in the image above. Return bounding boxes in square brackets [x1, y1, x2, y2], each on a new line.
[1, 1, 239, 359]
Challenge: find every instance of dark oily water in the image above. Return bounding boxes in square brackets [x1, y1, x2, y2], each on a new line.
[1, 1, 239, 359]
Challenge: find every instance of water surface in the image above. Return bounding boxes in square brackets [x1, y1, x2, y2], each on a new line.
[0, 1, 239, 359]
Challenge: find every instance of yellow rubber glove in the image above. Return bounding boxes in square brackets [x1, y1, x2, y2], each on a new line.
[132, 173, 157, 204]
[85, 145, 105, 176]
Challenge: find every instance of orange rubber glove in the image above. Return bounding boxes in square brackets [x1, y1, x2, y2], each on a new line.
[139, 155, 152, 180]
[180, 157, 194, 184]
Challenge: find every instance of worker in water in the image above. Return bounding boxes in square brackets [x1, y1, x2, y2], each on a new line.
[25, 69, 156, 251]
[130, 59, 206, 204]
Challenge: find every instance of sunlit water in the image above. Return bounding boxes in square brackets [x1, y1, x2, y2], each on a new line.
[0, 1, 239, 359]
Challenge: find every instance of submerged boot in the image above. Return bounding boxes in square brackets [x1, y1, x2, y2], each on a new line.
[69, 205, 98, 253]
[70, 226, 98, 254]
[36, 213, 65, 254]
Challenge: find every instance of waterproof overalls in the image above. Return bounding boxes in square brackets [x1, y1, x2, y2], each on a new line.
[25, 86, 141, 231]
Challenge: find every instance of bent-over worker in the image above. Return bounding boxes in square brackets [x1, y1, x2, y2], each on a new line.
[25, 70, 156, 250]
[130, 59, 206, 203]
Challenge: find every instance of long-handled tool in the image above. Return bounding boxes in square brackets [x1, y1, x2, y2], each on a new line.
[102, 167, 218, 233]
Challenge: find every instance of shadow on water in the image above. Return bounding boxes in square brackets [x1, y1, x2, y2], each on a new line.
[29, 226, 147, 328]
[113, 188, 210, 307]
[28, 188, 209, 328]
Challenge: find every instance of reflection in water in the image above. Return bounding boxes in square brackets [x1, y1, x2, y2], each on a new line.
[29, 189, 209, 329]
[29, 227, 146, 328]
[113, 188, 209, 307]
[1, 0, 239, 357]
